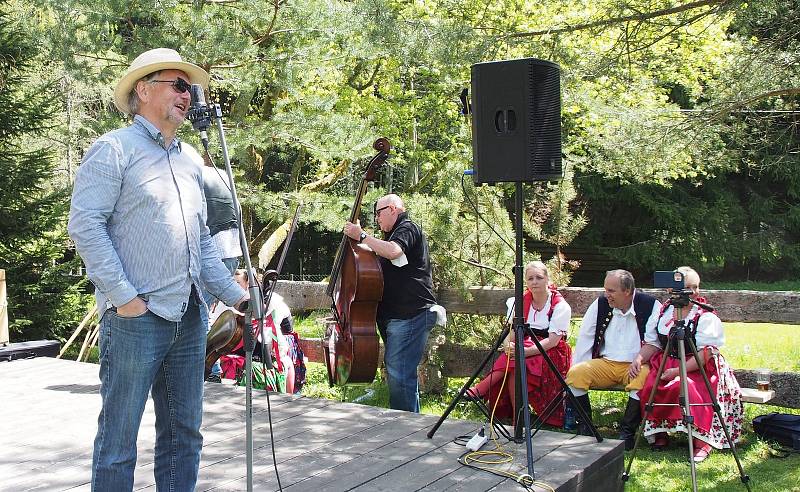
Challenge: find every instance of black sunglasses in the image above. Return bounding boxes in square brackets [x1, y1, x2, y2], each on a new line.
[374, 205, 391, 216]
[149, 77, 191, 94]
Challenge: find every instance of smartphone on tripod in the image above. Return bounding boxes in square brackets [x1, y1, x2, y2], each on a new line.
[653, 270, 685, 291]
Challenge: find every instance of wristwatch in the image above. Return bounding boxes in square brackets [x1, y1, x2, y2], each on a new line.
[358, 231, 368, 243]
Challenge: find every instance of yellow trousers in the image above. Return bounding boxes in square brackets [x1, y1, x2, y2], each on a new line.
[566, 357, 650, 392]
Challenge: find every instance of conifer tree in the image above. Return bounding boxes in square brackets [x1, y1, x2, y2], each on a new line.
[0, 1, 87, 341]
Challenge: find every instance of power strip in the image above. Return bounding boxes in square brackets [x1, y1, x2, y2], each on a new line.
[466, 428, 489, 451]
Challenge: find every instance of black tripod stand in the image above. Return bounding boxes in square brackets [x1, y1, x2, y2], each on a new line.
[622, 291, 751, 492]
[428, 183, 601, 479]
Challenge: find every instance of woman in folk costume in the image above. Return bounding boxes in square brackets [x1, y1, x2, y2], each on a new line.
[639, 266, 743, 462]
[215, 269, 293, 392]
[468, 261, 572, 426]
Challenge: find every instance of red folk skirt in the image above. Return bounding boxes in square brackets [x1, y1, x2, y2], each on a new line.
[638, 347, 743, 448]
[639, 348, 718, 433]
[484, 337, 572, 426]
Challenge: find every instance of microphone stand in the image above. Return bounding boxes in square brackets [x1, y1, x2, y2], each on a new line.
[192, 102, 267, 492]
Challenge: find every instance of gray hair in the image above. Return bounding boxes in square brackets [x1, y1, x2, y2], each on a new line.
[606, 269, 635, 292]
[126, 70, 162, 116]
[381, 193, 405, 210]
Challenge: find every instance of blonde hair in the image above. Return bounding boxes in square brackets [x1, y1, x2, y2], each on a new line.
[676, 266, 700, 287]
[525, 261, 550, 280]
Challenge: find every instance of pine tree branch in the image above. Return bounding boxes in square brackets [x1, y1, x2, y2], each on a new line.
[506, 0, 732, 38]
[442, 250, 512, 281]
[253, 0, 285, 46]
[740, 88, 800, 106]
[300, 158, 351, 192]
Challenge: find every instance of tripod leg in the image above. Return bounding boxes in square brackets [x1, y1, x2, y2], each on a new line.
[427, 325, 510, 439]
[520, 324, 603, 442]
[684, 338, 751, 491]
[512, 318, 536, 478]
[623, 334, 673, 482]
[530, 388, 566, 437]
[675, 338, 700, 492]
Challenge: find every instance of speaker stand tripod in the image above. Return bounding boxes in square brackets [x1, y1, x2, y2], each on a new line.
[429, 183, 602, 479]
[622, 294, 750, 492]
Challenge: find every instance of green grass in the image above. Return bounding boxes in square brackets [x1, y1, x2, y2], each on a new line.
[702, 280, 800, 291]
[294, 310, 329, 338]
[723, 322, 800, 372]
[588, 391, 800, 491]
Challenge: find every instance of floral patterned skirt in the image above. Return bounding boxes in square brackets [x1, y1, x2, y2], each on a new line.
[639, 347, 743, 449]
[484, 337, 572, 426]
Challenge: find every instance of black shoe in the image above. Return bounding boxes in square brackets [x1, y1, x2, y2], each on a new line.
[206, 374, 222, 383]
[619, 397, 642, 450]
[572, 394, 594, 435]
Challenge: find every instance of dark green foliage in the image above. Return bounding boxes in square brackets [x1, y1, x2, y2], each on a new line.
[0, 2, 89, 341]
[576, 155, 800, 283]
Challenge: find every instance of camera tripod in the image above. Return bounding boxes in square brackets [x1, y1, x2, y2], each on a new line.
[622, 291, 750, 492]
[428, 183, 601, 480]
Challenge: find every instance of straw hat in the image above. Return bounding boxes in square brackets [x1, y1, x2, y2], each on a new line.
[113, 48, 209, 115]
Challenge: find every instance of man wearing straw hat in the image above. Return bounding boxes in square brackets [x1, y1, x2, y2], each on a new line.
[68, 48, 247, 491]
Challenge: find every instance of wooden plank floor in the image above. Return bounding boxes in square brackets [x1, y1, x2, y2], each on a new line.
[0, 358, 623, 491]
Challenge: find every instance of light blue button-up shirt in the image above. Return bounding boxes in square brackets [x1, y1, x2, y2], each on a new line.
[68, 115, 245, 322]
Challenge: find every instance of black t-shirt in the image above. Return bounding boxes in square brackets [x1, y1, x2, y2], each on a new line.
[377, 212, 436, 320]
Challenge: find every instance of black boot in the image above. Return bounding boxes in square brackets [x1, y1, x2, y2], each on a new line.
[571, 394, 593, 436]
[619, 397, 642, 450]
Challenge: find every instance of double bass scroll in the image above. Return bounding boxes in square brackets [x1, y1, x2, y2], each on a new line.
[324, 138, 391, 386]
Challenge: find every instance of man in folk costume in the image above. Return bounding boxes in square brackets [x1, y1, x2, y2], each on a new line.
[565, 269, 662, 449]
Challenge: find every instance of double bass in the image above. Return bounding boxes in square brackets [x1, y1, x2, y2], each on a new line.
[324, 138, 390, 386]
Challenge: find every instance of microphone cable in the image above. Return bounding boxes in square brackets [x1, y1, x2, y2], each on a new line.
[255, 282, 283, 491]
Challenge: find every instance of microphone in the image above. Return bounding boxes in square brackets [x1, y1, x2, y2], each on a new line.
[188, 83, 211, 148]
[459, 88, 470, 115]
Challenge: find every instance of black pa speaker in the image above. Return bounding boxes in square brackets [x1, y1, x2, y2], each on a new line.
[470, 58, 562, 184]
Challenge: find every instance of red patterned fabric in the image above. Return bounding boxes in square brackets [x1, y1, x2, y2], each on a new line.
[219, 354, 245, 380]
[639, 347, 743, 448]
[219, 314, 284, 379]
[485, 339, 572, 426]
[639, 348, 718, 433]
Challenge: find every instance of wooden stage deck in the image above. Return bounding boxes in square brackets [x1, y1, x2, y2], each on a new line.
[0, 358, 623, 491]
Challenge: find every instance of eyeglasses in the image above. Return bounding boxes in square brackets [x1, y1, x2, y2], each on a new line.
[149, 77, 191, 94]
[374, 205, 392, 216]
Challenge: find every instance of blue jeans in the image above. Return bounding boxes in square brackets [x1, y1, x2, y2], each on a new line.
[92, 293, 207, 491]
[377, 309, 436, 413]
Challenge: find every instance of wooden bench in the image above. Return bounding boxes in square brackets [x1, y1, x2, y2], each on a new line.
[593, 385, 775, 404]
[740, 388, 776, 404]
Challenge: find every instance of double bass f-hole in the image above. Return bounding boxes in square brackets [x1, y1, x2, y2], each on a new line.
[324, 138, 391, 386]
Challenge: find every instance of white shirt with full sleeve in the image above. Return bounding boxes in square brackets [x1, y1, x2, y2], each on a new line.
[656, 304, 725, 349]
[572, 292, 662, 365]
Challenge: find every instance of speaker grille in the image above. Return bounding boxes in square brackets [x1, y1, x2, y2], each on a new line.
[527, 60, 561, 179]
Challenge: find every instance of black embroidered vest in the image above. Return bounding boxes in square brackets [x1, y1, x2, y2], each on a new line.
[591, 291, 657, 359]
